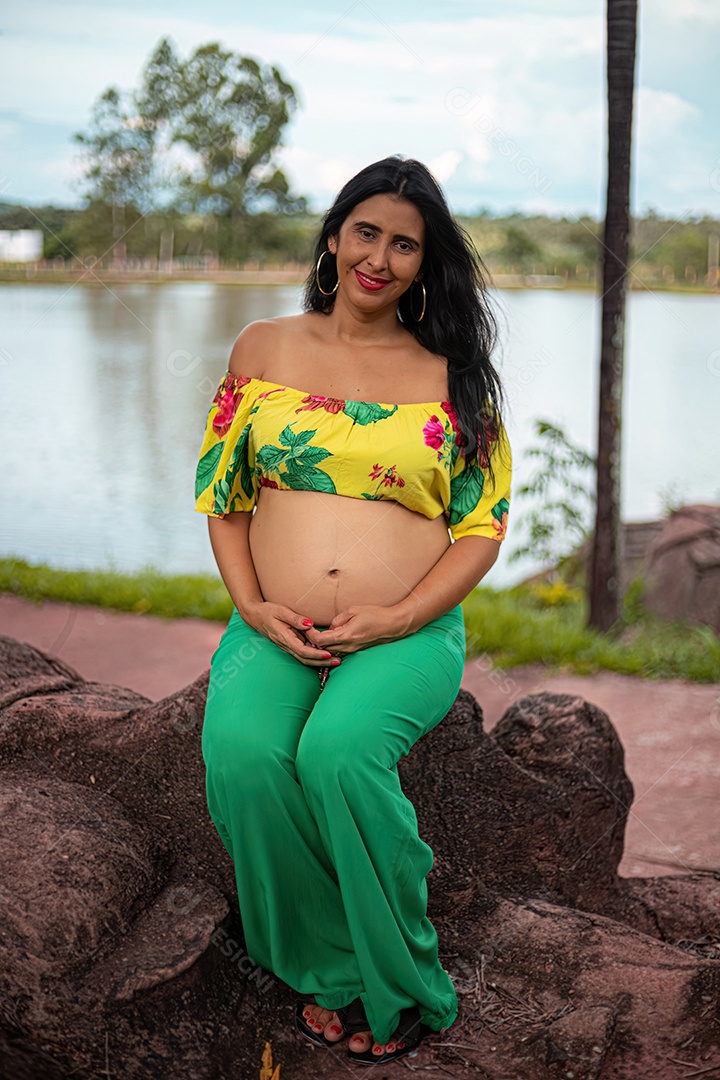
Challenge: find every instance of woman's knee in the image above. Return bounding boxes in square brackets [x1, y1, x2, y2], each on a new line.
[295, 723, 379, 794]
[203, 725, 294, 789]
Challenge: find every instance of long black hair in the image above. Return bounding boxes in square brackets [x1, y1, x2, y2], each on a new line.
[302, 154, 508, 483]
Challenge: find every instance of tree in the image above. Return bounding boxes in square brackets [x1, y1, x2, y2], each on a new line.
[73, 86, 155, 259]
[135, 38, 306, 218]
[501, 224, 542, 270]
[72, 36, 306, 259]
[587, 0, 638, 632]
[507, 419, 596, 573]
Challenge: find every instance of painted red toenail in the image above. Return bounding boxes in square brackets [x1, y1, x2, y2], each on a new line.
[330, 1025, 342, 1033]
[398, 1041, 405, 1049]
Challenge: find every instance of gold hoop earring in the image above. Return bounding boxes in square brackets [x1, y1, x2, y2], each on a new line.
[315, 249, 339, 296]
[411, 279, 426, 322]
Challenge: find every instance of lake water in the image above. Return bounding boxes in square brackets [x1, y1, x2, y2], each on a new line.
[1, 282, 718, 591]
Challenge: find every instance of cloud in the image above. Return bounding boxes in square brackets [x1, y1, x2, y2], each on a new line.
[2, 2, 718, 216]
[636, 87, 702, 142]
[652, 0, 720, 21]
[428, 151, 463, 183]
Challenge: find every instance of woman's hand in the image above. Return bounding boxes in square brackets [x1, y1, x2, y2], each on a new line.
[303, 604, 405, 656]
[242, 601, 338, 668]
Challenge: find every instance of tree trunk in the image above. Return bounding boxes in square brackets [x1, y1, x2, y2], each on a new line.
[588, 0, 638, 631]
[111, 201, 127, 264]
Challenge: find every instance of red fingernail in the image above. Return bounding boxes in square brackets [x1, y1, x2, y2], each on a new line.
[302, 619, 313, 626]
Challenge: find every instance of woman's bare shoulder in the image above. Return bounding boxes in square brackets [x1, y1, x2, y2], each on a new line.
[228, 314, 319, 380]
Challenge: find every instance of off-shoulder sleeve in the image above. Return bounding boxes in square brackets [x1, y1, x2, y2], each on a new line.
[445, 414, 512, 543]
[194, 372, 260, 517]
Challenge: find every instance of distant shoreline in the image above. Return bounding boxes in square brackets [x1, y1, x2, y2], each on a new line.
[0, 267, 717, 293]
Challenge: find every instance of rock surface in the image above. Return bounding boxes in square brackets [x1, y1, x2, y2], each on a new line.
[642, 503, 720, 633]
[0, 635, 718, 1079]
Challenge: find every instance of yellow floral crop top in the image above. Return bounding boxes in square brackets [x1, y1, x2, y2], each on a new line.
[194, 370, 512, 543]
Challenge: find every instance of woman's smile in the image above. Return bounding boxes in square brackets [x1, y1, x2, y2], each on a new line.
[354, 269, 392, 290]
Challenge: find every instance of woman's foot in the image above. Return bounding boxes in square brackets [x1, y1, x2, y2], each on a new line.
[347, 1030, 406, 1057]
[299, 1002, 346, 1043]
[346, 1008, 430, 1064]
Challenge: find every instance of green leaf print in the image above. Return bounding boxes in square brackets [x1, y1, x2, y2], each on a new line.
[448, 460, 484, 526]
[492, 497, 509, 522]
[361, 493, 384, 500]
[220, 423, 254, 501]
[212, 476, 232, 515]
[279, 424, 318, 448]
[231, 423, 255, 499]
[195, 440, 225, 499]
[256, 444, 290, 470]
[284, 463, 337, 493]
[343, 401, 399, 426]
[293, 445, 333, 467]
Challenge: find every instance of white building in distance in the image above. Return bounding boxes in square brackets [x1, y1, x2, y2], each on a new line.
[0, 229, 43, 262]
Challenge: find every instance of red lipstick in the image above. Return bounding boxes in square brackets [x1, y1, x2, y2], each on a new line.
[354, 269, 391, 290]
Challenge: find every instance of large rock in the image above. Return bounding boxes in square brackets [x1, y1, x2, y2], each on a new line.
[642, 503, 720, 633]
[0, 635, 718, 1079]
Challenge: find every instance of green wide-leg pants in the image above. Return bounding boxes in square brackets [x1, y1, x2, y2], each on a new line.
[201, 603, 466, 1045]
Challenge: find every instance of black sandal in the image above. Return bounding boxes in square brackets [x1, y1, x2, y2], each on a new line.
[346, 1005, 432, 1065]
[334, 996, 371, 1038]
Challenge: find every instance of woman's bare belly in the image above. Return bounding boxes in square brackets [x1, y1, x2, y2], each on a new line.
[248, 487, 451, 625]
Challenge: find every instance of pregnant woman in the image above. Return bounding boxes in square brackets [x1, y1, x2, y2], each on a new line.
[194, 155, 512, 1066]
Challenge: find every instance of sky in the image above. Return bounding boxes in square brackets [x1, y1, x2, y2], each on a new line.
[1, 0, 719, 220]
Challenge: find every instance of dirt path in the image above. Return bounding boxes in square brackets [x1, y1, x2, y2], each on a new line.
[2, 594, 718, 883]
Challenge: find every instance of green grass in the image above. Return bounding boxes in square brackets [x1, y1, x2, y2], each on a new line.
[0, 557, 234, 623]
[2, 557, 718, 683]
[462, 582, 720, 683]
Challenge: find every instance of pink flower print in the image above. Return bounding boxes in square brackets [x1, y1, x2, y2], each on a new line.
[295, 394, 346, 414]
[212, 373, 251, 437]
[441, 400, 470, 454]
[440, 400, 459, 434]
[492, 510, 508, 541]
[381, 465, 402, 488]
[422, 415, 445, 456]
[369, 463, 405, 488]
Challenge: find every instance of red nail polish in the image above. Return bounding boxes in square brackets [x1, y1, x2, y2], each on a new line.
[302, 619, 313, 626]
[330, 1025, 342, 1034]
